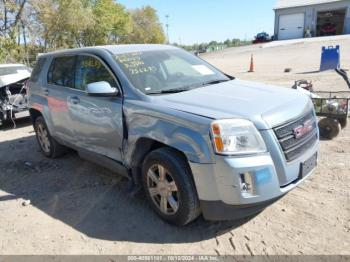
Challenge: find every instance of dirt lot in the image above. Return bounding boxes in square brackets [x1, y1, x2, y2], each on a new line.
[0, 37, 349, 255]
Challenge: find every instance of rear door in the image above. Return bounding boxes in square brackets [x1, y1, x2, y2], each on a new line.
[46, 56, 76, 144]
[279, 13, 305, 40]
[68, 54, 124, 161]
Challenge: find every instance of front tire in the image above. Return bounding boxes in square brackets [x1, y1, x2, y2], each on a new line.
[34, 116, 67, 158]
[142, 148, 201, 226]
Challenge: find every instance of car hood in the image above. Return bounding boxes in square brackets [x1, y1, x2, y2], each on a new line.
[155, 79, 313, 130]
[0, 67, 31, 88]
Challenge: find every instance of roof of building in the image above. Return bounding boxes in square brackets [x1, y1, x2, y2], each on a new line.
[274, 0, 345, 10]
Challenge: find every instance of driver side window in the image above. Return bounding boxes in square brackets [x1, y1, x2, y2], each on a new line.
[75, 55, 118, 91]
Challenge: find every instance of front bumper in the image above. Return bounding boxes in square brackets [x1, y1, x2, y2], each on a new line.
[200, 196, 283, 221]
[189, 130, 319, 221]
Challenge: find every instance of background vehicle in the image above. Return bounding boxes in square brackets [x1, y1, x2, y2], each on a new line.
[252, 32, 272, 44]
[28, 45, 319, 226]
[0, 64, 31, 127]
[320, 22, 337, 36]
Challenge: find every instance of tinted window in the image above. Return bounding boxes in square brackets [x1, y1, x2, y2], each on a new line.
[47, 56, 75, 88]
[30, 57, 46, 82]
[75, 56, 117, 91]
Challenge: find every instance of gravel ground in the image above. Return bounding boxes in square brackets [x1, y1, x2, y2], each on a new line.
[0, 37, 349, 255]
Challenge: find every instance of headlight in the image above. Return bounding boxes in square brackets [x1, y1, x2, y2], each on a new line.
[210, 119, 267, 155]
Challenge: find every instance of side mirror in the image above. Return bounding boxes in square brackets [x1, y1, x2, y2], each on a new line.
[86, 81, 119, 97]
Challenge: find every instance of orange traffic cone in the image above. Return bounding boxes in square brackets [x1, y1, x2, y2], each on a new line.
[248, 54, 254, 72]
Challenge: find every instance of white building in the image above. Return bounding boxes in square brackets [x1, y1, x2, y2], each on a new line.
[274, 0, 350, 40]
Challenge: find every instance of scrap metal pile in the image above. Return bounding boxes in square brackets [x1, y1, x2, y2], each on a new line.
[293, 45, 350, 139]
[293, 80, 350, 139]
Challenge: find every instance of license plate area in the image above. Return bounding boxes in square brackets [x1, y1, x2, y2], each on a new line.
[300, 153, 317, 178]
[14, 111, 29, 119]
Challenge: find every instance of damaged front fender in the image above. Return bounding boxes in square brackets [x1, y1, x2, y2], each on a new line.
[123, 100, 216, 168]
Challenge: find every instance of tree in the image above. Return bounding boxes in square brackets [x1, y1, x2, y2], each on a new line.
[0, 0, 28, 63]
[231, 38, 241, 46]
[208, 40, 218, 46]
[126, 6, 165, 44]
[0, 35, 16, 62]
[0, 0, 168, 63]
[0, 0, 27, 37]
[224, 39, 232, 47]
[32, 0, 94, 50]
[81, 0, 131, 46]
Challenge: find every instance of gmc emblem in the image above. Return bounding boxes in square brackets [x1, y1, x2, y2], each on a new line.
[293, 120, 313, 139]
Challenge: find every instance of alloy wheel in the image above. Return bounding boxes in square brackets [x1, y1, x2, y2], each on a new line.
[37, 123, 51, 153]
[146, 164, 179, 215]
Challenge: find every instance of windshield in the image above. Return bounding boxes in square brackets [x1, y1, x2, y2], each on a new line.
[115, 49, 230, 94]
[257, 33, 267, 38]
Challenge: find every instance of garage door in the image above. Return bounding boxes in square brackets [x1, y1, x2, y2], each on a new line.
[279, 13, 305, 40]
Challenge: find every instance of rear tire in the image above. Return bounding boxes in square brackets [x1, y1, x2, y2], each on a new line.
[142, 147, 201, 226]
[318, 118, 341, 139]
[34, 116, 67, 158]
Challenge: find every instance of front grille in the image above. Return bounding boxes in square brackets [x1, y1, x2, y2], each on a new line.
[273, 111, 318, 162]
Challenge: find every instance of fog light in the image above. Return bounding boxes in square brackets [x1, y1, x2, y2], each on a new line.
[240, 172, 254, 195]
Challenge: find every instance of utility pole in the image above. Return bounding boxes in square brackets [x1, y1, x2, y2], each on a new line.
[165, 15, 170, 44]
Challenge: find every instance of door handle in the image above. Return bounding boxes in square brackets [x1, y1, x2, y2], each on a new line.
[69, 96, 80, 105]
[43, 88, 49, 96]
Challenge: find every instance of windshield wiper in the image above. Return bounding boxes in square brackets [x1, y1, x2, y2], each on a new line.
[146, 79, 230, 95]
[201, 79, 230, 87]
[146, 87, 191, 95]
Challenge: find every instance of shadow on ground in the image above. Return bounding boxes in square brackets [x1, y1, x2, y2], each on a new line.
[296, 70, 321, 75]
[0, 117, 32, 131]
[0, 132, 257, 244]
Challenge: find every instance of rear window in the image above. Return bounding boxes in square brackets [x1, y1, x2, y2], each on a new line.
[30, 57, 47, 82]
[47, 56, 75, 88]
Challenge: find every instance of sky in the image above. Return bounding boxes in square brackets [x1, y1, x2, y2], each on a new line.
[118, 0, 277, 45]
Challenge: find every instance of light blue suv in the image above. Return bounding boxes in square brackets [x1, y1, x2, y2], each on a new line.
[28, 45, 319, 225]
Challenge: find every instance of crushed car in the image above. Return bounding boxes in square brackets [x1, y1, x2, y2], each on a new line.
[0, 64, 31, 127]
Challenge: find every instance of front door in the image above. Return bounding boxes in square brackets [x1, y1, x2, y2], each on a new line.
[68, 54, 124, 162]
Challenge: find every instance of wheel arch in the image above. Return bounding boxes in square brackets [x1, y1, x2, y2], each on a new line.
[130, 137, 189, 168]
[29, 108, 43, 125]
[29, 107, 55, 135]
[128, 137, 193, 186]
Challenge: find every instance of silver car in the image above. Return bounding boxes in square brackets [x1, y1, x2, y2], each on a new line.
[28, 45, 319, 225]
